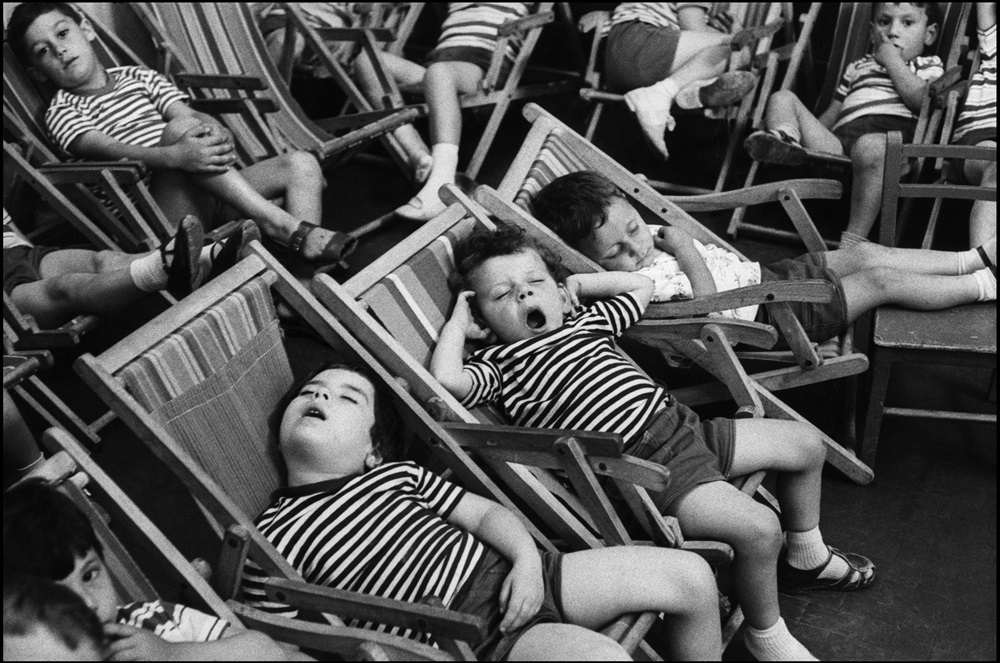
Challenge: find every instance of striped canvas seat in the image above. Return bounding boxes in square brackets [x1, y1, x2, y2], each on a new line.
[119, 276, 288, 518]
[513, 132, 591, 213]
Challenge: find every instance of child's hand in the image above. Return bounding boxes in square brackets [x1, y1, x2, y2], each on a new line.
[870, 24, 902, 67]
[171, 124, 237, 174]
[449, 291, 491, 341]
[104, 623, 173, 661]
[498, 555, 544, 634]
[563, 275, 583, 309]
[654, 225, 691, 256]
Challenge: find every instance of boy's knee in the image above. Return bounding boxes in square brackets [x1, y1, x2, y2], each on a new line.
[672, 552, 718, 601]
[284, 151, 322, 182]
[736, 504, 783, 554]
[850, 134, 886, 168]
[516, 625, 630, 661]
[160, 116, 203, 145]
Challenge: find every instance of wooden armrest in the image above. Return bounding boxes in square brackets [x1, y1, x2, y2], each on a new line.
[498, 10, 554, 37]
[259, 578, 486, 643]
[4, 352, 50, 388]
[577, 10, 610, 34]
[730, 18, 785, 50]
[752, 42, 795, 69]
[173, 73, 267, 92]
[313, 26, 394, 42]
[644, 280, 834, 319]
[665, 178, 842, 212]
[928, 66, 964, 97]
[626, 317, 778, 350]
[188, 98, 280, 115]
[37, 161, 147, 185]
[9, 315, 102, 351]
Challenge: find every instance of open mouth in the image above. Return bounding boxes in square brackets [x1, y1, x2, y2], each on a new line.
[304, 406, 326, 421]
[525, 308, 547, 331]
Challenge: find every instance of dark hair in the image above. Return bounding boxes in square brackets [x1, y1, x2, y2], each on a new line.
[3, 480, 102, 581]
[279, 362, 406, 463]
[872, 3, 941, 29]
[451, 222, 564, 294]
[7, 3, 84, 65]
[3, 574, 105, 654]
[531, 171, 627, 250]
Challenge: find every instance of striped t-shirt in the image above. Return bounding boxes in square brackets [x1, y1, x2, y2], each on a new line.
[3, 208, 32, 250]
[45, 66, 188, 154]
[242, 462, 484, 643]
[115, 600, 229, 642]
[832, 54, 944, 131]
[435, 2, 530, 62]
[953, 23, 997, 145]
[461, 292, 669, 443]
[609, 2, 714, 31]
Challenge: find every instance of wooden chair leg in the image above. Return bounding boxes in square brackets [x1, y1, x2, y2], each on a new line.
[860, 352, 893, 469]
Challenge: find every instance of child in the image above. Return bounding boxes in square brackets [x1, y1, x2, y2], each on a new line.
[7, 3, 355, 268]
[3, 480, 305, 661]
[952, 2, 997, 246]
[4, 208, 258, 328]
[744, 2, 943, 246]
[243, 362, 724, 661]
[395, 3, 532, 222]
[4, 574, 105, 661]
[430, 224, 878, 661]
[606, 3, 758, 159]
[532, 171, 997, 345]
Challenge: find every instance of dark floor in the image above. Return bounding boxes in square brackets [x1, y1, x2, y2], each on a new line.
[12, 83, 995, 661]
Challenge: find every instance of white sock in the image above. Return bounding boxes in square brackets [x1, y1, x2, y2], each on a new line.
[129, 251, 170, 292]
[675, 78, 713, 109]
[972, 268, 997, 301]
[198, 244, 216, 273]
[772, 123, 802, 145]
[745, 617, 818, 662]
[415, 143, 459, 205]
[785, 526, 829, 570]
[958, 238, 996, 274]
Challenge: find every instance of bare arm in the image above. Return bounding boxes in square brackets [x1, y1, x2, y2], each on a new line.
[564, 270, 654, 308]
[677, 5, 729, 33]
[871, 27, 931, 112]
[817, 100, 842, 130]
[430, 291, 488, 401]
[977, 2, 996, 31]
[653, 226, 717, 298]
[104, 623, 312, 661]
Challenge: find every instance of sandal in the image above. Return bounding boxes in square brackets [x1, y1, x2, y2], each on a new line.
[162, 215, 204, 298]
[744, 129, 807, 166]
[778, 546, 876, 594]
[289, 221, 358, 264]
[205, 220, 261, 282]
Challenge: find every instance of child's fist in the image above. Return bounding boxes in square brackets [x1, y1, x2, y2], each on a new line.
[451, 291, 490, 341]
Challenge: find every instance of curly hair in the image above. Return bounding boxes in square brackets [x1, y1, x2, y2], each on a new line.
[451, 222, 565, 293]
[531, 171, 626, 249]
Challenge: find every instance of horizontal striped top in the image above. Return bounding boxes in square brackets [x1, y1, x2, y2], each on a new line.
[46, 66, 188, 154]
[832, 54, 944, 131]
[462, 293, 669, 443]
[3, 208, 32, 250]
[953, 23, 997, 144]
[243, 462, 484, 643]
[609, 2, 714, 31]
[116, 600, 229, 643]
[435, 2, 530, 61]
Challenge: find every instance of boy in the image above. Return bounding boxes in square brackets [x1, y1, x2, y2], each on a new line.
[3, 480, 305, 661]
[395, 3, 532, 222]
[431, 224, 878, 661]
[532, 171, 997, 344]
[744, 2, 943, 246]
[243, 363, 724, 661]
[5, 208, 259, 328]
[952, 2, 996, 246]
[4, 574, 105, 661]
[7, 3, 355, 268]
[606, 3, 758, 160]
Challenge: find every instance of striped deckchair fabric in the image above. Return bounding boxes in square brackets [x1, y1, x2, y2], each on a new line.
[512, 132, 590, 212]
[118, 275, 287, 518]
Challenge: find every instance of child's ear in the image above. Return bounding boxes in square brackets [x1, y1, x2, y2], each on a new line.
[924, 22, 938, 46]
[79, 17, 98, 42]
[364, 449, 383, 470]
[558, 283, 572, 314]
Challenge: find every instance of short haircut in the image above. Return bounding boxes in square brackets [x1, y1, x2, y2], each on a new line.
[3, 480, 102, 582]
[3, 574, 105, 655]
[872, 3, 941, 28]
[7, 3, 83, 65]
[531, 171, 627, 249]
[451, 222, 565, 294]
[279, 362, 407, 463]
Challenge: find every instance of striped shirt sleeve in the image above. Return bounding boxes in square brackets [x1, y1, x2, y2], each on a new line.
[954, 23, 997, 144]
[414, 464, 468, 519]
[460, 353, 504, 407]
[590, 292, 647, 337]
[116, 600, 229, 643]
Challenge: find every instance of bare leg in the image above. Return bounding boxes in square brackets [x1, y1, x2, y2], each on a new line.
[354, 50, 430, 168]
[840, 267, 983, 322]
[668, 31, 732, 88]
[824, 238, 997, 276]
[964, 147, 997, 246]
[763, 91, 843, 153]
[507, 623, 630, 661]
[844, 133, 886, 239]
[4, 390, 43, 473]
[559, 547, 722, 661]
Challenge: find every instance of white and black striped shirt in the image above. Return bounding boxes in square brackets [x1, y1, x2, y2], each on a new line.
[436, 2, 530, 62]
[242, 462, 484, 642]
[46, 65, 188, 154]
[462, 293, 669, 443]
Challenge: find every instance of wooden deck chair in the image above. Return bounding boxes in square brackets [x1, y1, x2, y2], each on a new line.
[859, 134, 996, 469]
[130, 2, 419, 175]
[728, 2, 973, 246]
[576, 3, 794, 194]
[74, 245, 668, 659]
[487, 102, 874, 484]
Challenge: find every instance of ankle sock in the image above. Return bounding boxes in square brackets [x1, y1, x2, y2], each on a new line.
[786, 527, 850, 581]
[410, 143, 459, 210]
[972, 268, 997, 301]
[840, 230, 869, 248]
[198, 244, 217, 273]
[745, 617, 817, 661]
[129, 251, 170, 292]
[771, 124, 802, 145]
[675, 78, 711, 109]
[959, 238, 996, 274]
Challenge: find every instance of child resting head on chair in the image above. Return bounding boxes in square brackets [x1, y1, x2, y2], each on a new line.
[7, 2, 355, 269]
[3, 480, 308, 661]
[4, 574, 105, 661]
[531, 171, 997, 348]
[242, 361, 723, 661]
[430, 222, 879, 661]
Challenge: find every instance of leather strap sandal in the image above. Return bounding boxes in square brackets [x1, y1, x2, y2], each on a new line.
[778, 546, 876, 594]
[205, 220, 261, 282]
[289, 221, 358, 265]
[162, 215, 204, 298]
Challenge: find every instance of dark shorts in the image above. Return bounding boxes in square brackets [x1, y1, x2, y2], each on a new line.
[624, 399, 735, 513]
[833, 115, 916, 156]
[605, 21, 680, 92]
[757, 252, 850, 343]
[948, 137, 996, 183]
[450, 547, 565, 661]
[425, 47, 512, 84]
[3, 245, 60, 296]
